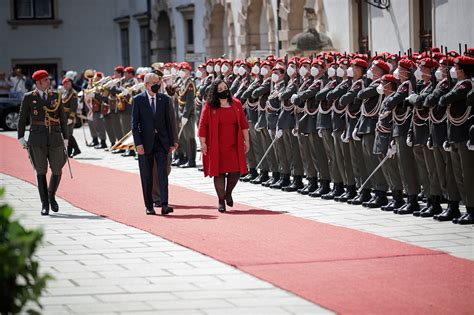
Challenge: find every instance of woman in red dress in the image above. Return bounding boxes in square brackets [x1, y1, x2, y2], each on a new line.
[198, 79, 250, 212]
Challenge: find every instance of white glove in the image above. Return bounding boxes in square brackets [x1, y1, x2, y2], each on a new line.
[341, 132, 349, 143]
[406, 136, 413, 147]
[386, 144, 397, 158]
[467, 140, 474, 151]
[427, 138, 433, 150]
[18, 137, 27, 149]
[275, 128, 283, 139]
[443, 141, 451, 152]
[318, 129, 323, 138]
[63, 139, 69, 148]
[67, 118, 73, 125]
[290, 94, 298, 104]
[352, 128, 361, 141]
[407, 94, 417, 105]
[181, 117, 189, 126]
[292, 128, 298, 136]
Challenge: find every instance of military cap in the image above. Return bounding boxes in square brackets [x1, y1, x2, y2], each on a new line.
[32, 70, 49, 81]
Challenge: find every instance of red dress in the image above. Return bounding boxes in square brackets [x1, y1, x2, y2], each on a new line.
[218, 107, 240, 173]
[198, 98, 249, 177]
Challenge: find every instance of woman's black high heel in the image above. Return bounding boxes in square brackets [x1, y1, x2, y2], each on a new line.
[218, 200, 226, 213]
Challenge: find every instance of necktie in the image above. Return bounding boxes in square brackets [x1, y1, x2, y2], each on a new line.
[43, 92, 47, 101]
[151, 97, 155, 114]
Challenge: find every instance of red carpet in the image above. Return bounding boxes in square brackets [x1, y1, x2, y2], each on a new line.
[2, 134, 473, 314]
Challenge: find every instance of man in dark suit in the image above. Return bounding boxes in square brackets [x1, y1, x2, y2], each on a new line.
[132, 72, 178, 215]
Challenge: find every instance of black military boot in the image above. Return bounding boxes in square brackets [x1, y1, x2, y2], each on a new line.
[87, 137, 98, 147]
[321, 182, 344, 200]
[67, 139, 74, 157]
[48, 174, 61, 213]
[176, 157, 188, 167]
[180, 140, 197, 168]
[171, 153, 185, 166]
[338, 185, 357, 202]
[415, 196, 433, 216]
[333, 185, 346, 202]
[271, 173, 290, 189]
[299, 177, 318, 195]
[37, 175, 49, 215]
[95, 139, 107, 149]
[435, 201, 461, 221]
[365, 190, 389, 208]
[283, 175, 304, 192]
[381, 190, 404, 211]
[242, 169, 258, 182]
[396, 195, 420, 214]
[70, 136, 81, 157]
[456, 208, 474, 225]
[264, 172, 280, 187]
[309, 180, 331, 197]
[251, 170, 269, 184]
[349, 188, 372, 205]
[420, 196, 443, 217]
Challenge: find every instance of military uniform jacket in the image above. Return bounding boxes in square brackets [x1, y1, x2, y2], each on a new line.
[316, 79, 338, 130]
[241, 78, 262, 123]
[356, 78, 383, 135]
[62, 89, 78, 123]
[177, 78, 196, 119]
[121, 78, 138, 114]
[252, 77, 272, 130]
[327, 79, 351, 131]
[234, 76, 250, 102]
[340, 78, 364, 140]
[374, 93, 396, 155]
[199, 75, 214, 101]
[384, 80, 412, 138]
[265, 80, 285, 130]
[410, 81, 434, 145]
[292, 77, 314, 133]
[224, 74, 235, 88]
[424, 78, 450, 147]
[277, 77, 299, 130]
[439, 79, 473, 143]
[230, 76, 242, 95]
[18, 89, 68, 147]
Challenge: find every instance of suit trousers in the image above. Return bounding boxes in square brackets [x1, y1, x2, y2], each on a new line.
[92, 112, 106, 140]
[334, 130, 355, 186]
[450, 142, 474, 207]
[321, 129, 342, 184]
[395, 135, 419, 195]
[349, 139, 368, 187]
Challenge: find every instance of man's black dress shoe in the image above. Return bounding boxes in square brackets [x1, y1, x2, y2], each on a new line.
[146, 208, 156, 215]
[161, 205, 174, 215]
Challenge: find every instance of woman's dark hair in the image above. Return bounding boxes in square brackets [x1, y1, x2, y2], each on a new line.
[208, 78, 233, 108]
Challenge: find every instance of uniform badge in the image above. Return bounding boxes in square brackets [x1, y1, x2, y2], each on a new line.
[33, 100, 37, 104]
[33, 109, 38, 116]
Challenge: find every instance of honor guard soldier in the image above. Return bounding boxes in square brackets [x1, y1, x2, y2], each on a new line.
[61, 77, 81, 157]
[18, 70, 68, 215]
[439, 56, 474, 225]
[176, 62, 197, 168]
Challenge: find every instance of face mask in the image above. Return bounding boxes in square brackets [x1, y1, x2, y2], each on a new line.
[328, 67, 336, 78]
[299, 67, 308, 77]
[221, 65, 229, 73]
[151, 83, 160, 94]
[215, 65, 221, 73]
[450, 67, 457, 79]
[347, 67, 354, 78]
[233, 66, 239, 75]
[336, 67, 345, 78]
[368, 69, 376, 80]
[179, 70, 186, 78]
[435, 69, 443, 81]
[388, 63, 394, 72]
[238, 66, 246, 76]
[287, 67, 296, 76]
[252, 65, 260, 75]
[217, 89, 230, 99]
[171, 68, 177, 75]
[393, 69, 399, 80]
[414, 69, 423, 80]
[206, 65, 214, 73]
[271, 73, 280, 83]
[260, 67, 269, 76]
[164, 69, 171, 76]
[311, 67, 319, 77]
[376, 84, 384, 95]
[195, 70, 203, 78]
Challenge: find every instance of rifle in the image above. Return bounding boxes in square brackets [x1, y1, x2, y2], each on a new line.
[284, 54, 289, 85]
[429, 50, 436, 87]
[445, 46, 452, 89]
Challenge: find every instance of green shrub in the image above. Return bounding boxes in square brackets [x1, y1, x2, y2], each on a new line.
[0, 187, 52, 314]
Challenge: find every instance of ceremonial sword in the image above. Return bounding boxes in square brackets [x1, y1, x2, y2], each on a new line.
[255, 129, 283, 170]
[358, 154, 389, 193]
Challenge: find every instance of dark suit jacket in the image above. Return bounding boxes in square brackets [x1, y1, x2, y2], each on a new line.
[132, 91, 176, 155]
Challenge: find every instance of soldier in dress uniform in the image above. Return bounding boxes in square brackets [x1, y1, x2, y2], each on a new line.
[119, 66, 138, 138]
[109, 66, 126, 145]
[327, 58, 357, 202]
[194, 63, 207, 126]
[407, 58, 443, 217]
[221, 59, 234, 87]
[353, 60, 390, 208]
[425, 56, 462, 222]
[89, 72, 108, 149]
[315, 60, 343, 199]
[176, 62, 197, 168]
[230, 59, 243, 95]
[61, 77, 80, 158]
[17, 70, 68, 215]
[439, 56, 474, 225]
[373, 74, 404, 211]
[252, 59, 280, 185]
[340, 58, 371, 204]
